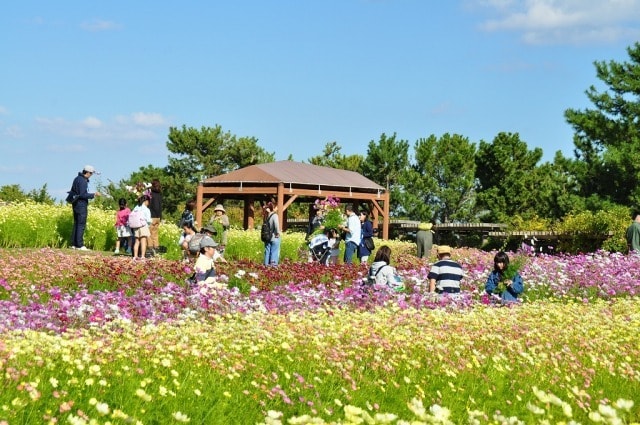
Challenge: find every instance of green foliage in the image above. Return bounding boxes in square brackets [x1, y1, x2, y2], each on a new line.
[564, 42, 640, 206]
[0, 184, 54, 204]
[507, 214, 551, 231]
[166, 124, 275, 183]
[361, 133, 410, 216]
[475, 132, 544, 223]
[307, 141, 364, 171]
[402, 133, 477, 223]
[552, 205, 629, 253]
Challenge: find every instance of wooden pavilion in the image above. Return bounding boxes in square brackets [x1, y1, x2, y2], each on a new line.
[195, 160, 391, 239]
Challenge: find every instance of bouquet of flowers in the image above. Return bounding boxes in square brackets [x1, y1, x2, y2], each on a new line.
[125, 182, 152, 198]
[494, 256, 524, 294]
[313, 195, 344, 234]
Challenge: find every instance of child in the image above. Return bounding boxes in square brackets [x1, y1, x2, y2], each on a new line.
[114, 198, 131, 255]
[484, 251, 524, 302]
[327, 228, 341, 265]
[178, 199, 197, 246]
[131, 195, 152, 259]
[180, 222, 198, 263]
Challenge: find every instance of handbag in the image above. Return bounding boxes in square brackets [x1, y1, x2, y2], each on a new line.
[364, 237, 375, 251]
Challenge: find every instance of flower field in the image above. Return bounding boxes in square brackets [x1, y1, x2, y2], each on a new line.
[0, 246, 639, 424]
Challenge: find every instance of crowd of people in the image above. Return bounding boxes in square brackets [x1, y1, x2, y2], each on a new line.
[73, 165, 640, 297]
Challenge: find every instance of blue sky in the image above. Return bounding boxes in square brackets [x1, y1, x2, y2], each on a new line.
[1, 0, 640, 200]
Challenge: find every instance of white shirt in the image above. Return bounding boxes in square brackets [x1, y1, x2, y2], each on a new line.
[345, 213, 361, 244]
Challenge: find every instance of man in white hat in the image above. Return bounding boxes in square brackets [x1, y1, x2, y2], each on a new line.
[67, 165, 101, 250]
[427, 245, 463, 293]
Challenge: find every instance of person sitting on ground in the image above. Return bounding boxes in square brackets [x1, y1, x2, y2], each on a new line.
[367, 245, 403, 291]
[428, 245, 463, 294]
[178, 199, 197, 246]
[484, 251, 524, 302]
[194, 236, 227, 286]
[180, 222, 198, 263]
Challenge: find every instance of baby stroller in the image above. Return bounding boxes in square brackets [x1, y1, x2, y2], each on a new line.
[308, 234, 331, 265]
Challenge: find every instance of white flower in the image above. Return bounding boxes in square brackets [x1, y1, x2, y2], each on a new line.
[614, 399, 634, 411]
[172, 411, 190, 422]
[95, 402, 110, 415]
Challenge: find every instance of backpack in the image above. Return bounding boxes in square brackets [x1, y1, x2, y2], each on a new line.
[260, 214, 274, 243]
[188, 233, 206, 254]
[367, 264, 389, 285]
[178, 210, 193, 228]
[127, 209, 147, 229]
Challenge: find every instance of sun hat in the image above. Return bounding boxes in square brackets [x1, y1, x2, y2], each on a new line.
[199, 236, 218, 249]
[437, 245, 452, 255]
[418, 222, 433, 230]
[214, 204, 226, 213]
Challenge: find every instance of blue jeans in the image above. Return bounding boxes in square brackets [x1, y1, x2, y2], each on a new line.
[71, 208, 88, 248]
[264, 237, 281, 265]
[344, 241, 358, 264]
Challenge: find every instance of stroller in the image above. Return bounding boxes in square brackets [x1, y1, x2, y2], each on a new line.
[308, 233, 331, 265]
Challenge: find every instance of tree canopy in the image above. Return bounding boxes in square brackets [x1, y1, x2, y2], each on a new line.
[564, 42, 640, 206]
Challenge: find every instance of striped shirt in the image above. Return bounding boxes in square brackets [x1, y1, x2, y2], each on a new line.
[427, 258, 463, 292]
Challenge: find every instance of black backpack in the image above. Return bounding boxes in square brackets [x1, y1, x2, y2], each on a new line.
[261, 214, 274, 242]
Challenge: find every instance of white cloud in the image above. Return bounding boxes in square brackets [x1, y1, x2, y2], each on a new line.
[4, 125, 23, 138]
[35, 112, 171, 144]
[0, 106, 8, 115]
[131, 112, 169, 127]
[83, 116, 103, 128]
[80, 19, 122, 32]
[472, 0, 640, 44]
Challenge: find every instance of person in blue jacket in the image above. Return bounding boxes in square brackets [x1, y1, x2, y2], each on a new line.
[358, 210, 375, 263]
[485, 251, 524, 302]
[68, 165, 101, 250]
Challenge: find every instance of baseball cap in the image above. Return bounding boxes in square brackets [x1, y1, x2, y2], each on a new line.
[83, 165, 100, 175]
[199, 236, 218, 249]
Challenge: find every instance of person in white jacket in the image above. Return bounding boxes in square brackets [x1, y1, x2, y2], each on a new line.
[367, 245, 403, 291]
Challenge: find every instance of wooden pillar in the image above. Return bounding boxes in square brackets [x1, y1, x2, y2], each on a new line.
[372, 206, 379, 236]
[382, 191, 390, 240]
[244, 197, 255, 230]
[277, 183, 284, 232]
[196, 184, 204, 230]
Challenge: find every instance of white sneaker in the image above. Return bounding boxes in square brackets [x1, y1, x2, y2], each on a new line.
[78, 246, 90, 251]
[114, 249, 120, 254]
[71, 246, 77, 250]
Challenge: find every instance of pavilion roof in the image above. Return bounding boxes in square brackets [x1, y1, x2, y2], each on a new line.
[202, 160, 385, 192]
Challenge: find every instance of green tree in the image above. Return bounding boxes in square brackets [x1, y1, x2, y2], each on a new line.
[475, 132, 543, 223]
[308, 142, 364, 172]
[0, 184, 28, 202]
[361, 133, 410, 215]
[27, 184, 55, 204]
[564, 42, 640, 206]
[166, 125, 275, 184]
[531, 152, 585, 220]
[161, 124, 275, 217]
[401, 134, 477, 223]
